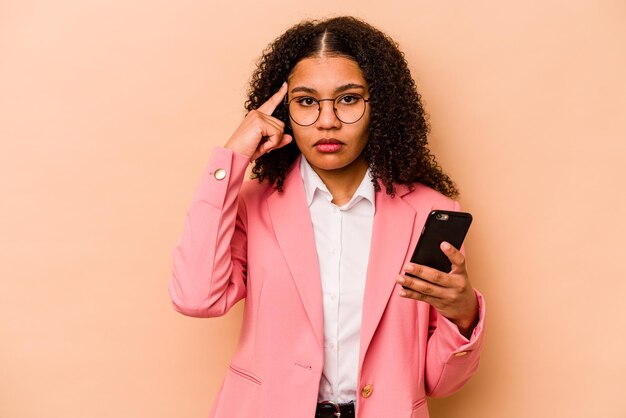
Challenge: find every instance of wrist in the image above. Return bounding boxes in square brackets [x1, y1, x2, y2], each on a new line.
[455, 313, 479, 339]
[453, 299, 479, 338]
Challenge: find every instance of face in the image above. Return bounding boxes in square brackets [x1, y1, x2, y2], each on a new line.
[286, 56, 370, 178]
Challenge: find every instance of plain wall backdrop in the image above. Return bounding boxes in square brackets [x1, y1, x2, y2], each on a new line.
[1, 1, 625, 417]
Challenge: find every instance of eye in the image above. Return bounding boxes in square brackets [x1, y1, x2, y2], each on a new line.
[337, 94, 362, 105]
[294, 96, 317, 107]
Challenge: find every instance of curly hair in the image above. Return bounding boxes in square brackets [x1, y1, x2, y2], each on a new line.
[245, 16, 459, 198]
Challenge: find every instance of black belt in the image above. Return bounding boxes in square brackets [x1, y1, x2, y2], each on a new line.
[315, 400, 356, 418]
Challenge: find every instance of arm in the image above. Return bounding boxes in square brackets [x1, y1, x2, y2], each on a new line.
[424, 289, 485, 397]
[395, 200, 486, 396]
[168, 146, 251, 318]
[168, 84, 292, 318]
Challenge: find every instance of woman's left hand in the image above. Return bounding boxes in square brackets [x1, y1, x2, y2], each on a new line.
[396, 241, 479, 338]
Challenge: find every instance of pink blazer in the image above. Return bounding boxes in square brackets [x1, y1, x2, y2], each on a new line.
[169, 147, 485, 418]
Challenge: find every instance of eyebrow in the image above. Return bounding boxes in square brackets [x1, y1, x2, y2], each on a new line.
[290, 83, 366, 95]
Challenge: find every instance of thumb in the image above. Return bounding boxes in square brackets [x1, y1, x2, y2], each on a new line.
[264, 133, 293, 154]
[277, 133, 293, 148]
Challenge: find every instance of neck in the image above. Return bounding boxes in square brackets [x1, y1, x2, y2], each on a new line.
[311, 155, 369, 206]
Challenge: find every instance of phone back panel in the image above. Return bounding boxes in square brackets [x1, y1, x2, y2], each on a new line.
[410, 210, 473, 273]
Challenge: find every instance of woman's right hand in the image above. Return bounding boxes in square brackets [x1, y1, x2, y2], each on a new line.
[224, 82, 293, 162]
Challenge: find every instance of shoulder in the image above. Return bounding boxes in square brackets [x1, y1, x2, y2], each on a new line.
[397, 182, 459, 211]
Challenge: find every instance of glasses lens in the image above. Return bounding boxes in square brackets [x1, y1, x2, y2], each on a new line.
[334, 94, 366, 124]
[288, 97, 320, 126]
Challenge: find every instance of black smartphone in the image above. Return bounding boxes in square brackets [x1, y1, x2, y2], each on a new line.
[403, 210, 473, 286]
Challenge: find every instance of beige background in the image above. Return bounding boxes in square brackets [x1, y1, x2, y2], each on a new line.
[1, 1, 625, 417]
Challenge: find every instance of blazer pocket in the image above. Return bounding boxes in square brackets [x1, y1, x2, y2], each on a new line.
[413, 398, 426, 412]
[213, 364, 262, 418]
[229, 364, 262, 386]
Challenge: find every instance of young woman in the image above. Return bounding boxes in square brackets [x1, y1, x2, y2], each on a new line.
[169, 16, 485, 418]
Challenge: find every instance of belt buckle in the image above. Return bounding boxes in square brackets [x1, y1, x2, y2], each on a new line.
[319, 400, 341, 417]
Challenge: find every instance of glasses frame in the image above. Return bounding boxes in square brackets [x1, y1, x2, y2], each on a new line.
[285, 93, 370, 126]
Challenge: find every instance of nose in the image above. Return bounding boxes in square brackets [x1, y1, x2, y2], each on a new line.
[315, 100, 341, 129]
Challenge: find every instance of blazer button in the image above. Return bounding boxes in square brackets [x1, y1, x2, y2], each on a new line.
[454, 351, 468, 357]
[213, 168, 226, 180]
[361, 384, 373, 398]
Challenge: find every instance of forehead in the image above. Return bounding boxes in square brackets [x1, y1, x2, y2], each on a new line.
[287, 56, 368, 92]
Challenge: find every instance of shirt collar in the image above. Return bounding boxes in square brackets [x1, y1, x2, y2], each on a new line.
[299, 155, 376, 211]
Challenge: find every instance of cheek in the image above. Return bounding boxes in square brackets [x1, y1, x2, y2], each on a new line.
[291, 128, 308, 145]
[355, 123, 371, 148]
[290, 128, 314, 153]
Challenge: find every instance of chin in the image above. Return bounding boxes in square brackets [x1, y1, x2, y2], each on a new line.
[308, 155, 359, 171]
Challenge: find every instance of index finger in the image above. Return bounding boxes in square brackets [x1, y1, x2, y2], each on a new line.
[257, 82, 288, 115]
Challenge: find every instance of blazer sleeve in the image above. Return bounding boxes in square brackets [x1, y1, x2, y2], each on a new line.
[424, 199, 486, 397]
[424, 289, 486, 397]
[168, 146, 251, 318]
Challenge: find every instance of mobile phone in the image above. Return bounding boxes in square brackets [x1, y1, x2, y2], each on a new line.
[403, 210, 472, 286]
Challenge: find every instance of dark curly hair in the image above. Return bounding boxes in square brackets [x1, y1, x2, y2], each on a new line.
[246, 16, 459, 198]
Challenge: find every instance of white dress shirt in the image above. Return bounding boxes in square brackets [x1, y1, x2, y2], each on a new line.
[299, 157, 376, 403]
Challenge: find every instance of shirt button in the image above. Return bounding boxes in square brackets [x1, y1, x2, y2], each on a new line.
[361, 384, 373, 398]
[213, 168, 226, 180]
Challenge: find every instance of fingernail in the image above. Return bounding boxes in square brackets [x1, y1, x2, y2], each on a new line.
[441, 242, 451, 251]
[404, 263, 413, 272]
[399, 290, 407, 297]
[397, 277, 405, 284]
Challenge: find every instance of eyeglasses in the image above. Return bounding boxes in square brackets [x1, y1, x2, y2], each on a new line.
[285, 93, 370, 126]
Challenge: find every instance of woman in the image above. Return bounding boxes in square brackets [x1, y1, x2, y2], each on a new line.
[169, 16, 485, 418]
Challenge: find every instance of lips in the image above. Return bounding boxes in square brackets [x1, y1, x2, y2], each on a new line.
[314, 139, 344, 153]
[314, 138, 344, 146]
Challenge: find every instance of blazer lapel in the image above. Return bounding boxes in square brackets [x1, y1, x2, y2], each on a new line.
[267, 158, 431, 363]
[267, 155, 324, 351]
[358, 184, 428, 370]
